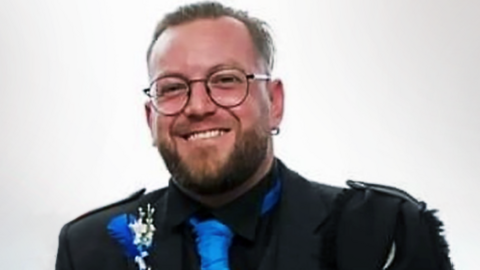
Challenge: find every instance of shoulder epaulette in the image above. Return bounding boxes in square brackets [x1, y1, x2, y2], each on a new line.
[346, 180, 426, 210]
[72, 188, 146, 222]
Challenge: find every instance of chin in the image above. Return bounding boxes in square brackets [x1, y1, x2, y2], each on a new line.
[177, 153, 232, 191]
[159, 123, 271, 195]
[182, 155, 228, 181]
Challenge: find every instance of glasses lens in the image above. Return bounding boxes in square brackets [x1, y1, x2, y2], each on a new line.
[208, 69, 248, 107]
[151, 77, 189, 114]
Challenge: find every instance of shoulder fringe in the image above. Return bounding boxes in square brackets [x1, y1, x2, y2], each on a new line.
[423, 209, 455, 270]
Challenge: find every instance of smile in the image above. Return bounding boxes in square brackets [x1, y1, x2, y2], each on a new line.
[185, 129, 229, 141]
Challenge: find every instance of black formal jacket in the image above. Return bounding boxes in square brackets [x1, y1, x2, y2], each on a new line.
[56, 161, 453, 270]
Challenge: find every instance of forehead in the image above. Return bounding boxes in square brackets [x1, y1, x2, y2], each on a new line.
[148, 17, 258, 78]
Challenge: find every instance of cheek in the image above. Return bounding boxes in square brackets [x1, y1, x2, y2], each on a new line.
[232, 92, 270, 129]
[250, 87, 271, 116]
[153, 117, 174, 143]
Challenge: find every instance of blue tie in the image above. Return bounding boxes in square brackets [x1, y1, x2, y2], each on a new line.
[189, 179, 281, 270]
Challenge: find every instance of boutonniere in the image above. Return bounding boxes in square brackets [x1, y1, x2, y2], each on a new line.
[108, 204, 156, 270]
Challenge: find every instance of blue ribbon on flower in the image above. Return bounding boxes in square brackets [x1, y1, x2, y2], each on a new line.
[108, 205, 155, 270]
[108, 214, 144, 256]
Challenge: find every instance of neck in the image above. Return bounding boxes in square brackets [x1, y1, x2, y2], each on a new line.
[182, 153, 275, 208]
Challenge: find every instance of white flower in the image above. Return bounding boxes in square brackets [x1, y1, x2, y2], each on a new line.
[129, 204, 156, 248]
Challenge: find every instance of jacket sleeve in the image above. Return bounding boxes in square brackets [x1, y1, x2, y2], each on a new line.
[55, 224, 74, 270]
[321, 181, 454, 270]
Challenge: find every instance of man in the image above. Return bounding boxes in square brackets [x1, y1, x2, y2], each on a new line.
[55, 2, 453, 270]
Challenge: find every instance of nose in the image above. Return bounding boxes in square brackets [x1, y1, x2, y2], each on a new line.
[182, 80, 217, 118]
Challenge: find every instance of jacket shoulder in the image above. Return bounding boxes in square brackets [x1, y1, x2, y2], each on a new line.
[72, 188, 147, 222]
[321, 180, 453, 270]
[63, 187, 167, 240]
[309, 180, 344, 202]
[346, 180, 426, 208]
[68, 188, 147, 227]
[56, 187, 168, 270]
[277, 159, 343, 206]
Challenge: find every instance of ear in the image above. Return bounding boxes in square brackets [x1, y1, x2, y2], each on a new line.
[144, 101, 157, 145]
[268, 79, 284, 130]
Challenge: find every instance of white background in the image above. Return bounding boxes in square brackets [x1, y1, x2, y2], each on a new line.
[1, 0, 478, 269]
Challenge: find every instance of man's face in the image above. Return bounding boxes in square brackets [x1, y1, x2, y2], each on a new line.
[146, 17, 283, 195]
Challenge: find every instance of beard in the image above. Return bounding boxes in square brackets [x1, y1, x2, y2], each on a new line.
[157, 124, 270, 195]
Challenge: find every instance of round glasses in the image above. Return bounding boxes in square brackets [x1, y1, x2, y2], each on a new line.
[143, 68, 270, 115]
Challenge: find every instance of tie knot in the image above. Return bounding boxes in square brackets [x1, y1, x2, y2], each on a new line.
[188, 177, 282, 270]
[191, 219, 233, 239]
[190, 218, 234, 270]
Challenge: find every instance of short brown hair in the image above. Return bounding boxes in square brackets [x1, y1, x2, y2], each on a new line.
[146, 1, 275, 71]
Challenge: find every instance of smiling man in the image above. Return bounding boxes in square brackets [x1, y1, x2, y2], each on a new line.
[145, 15, 282, 206]
[55, 2, 453, 270]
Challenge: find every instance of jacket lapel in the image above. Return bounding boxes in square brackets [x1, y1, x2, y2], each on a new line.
[259, 164, 338, 270]
[144, 189, 183, 270]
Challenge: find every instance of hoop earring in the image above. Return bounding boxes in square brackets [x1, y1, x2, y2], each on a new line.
[271, 127, 280, 136]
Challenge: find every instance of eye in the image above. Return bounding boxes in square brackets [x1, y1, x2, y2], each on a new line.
[155, 77, 188, 97]
[159, 83, 187, 94]
[209, 71, 245, 88]
[217, 75, 241, 83]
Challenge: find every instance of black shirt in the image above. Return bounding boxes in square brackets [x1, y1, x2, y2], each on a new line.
[164, 163, 279, 270]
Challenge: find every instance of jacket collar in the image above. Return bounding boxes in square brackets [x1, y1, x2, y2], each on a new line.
[259, 161, 339, 270]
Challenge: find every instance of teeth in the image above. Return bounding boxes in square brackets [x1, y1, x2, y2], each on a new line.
[188, 129, 225, 141]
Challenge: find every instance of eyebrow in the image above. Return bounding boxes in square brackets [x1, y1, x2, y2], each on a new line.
[208, 61, 246, 73]
[151, 60, 248, 82]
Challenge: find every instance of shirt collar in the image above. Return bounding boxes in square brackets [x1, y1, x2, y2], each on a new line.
[165, 161, 277, 241]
